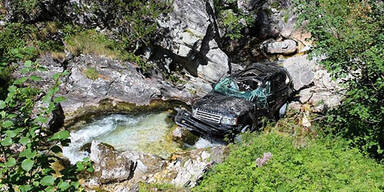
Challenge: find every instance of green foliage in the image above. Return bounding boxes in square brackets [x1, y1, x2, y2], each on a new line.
[0, 60, 92, 191]
[214, 0, 255, 40]
[195, 133, 384, 191]
[5, 0, 39, 21]
[295, 0, 384, 159]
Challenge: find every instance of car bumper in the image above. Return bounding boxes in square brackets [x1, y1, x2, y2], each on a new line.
[174, 108, 237, 137]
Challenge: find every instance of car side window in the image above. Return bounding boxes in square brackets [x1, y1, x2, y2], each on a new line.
[271, 73, 287, 92]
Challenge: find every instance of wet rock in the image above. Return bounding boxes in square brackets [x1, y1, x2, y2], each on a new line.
[172, 126, 199, 145]
[90, 141, 137, 184]
[262, 39, 297, 55]
[156, 0, 229, 82]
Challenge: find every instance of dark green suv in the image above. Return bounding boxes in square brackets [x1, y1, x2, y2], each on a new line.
[175, 63, 294, 138]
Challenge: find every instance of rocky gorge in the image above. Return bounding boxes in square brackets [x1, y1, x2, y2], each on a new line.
[2, 0, 344, 191]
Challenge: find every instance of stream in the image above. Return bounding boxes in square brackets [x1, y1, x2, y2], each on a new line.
[63, 111, 222, 164]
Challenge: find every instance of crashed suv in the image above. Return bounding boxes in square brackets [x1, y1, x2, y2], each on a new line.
[175, 63, 294, 138]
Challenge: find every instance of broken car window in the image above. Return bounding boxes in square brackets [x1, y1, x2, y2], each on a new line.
[214, 77, 270, 107]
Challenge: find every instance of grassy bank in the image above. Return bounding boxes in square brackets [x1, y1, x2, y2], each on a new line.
[194, 133, 384, 191]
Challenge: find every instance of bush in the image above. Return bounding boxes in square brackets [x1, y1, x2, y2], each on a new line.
[195, 133, 384, 191]
[0, 60, 93, 191]
[295, 0, 384, 159]
[214, 0, 255, 40]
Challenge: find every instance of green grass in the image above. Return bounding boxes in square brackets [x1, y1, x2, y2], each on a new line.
[64, 29, 121, 58]
[194, 133, 384, 192]
[83, 67, 99, 80]
[138, 182, 187, 192]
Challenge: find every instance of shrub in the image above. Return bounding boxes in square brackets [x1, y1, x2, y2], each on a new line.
[214, 0, 255, 40]
[0, 60, 93, 191]
[295, 0, 384, 159]
[195, 133, 384, 191]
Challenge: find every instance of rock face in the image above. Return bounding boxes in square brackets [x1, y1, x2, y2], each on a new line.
[20, 54, 198, 117]
[156, 0, 229, 82]
[256, 0, 297, 39]
[87, 142, 229, 191]
[281, 55, 343, 111]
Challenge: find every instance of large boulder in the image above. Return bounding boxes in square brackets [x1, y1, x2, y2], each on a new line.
[281, 55, 343, 111]
[90, 141, 137, 184]
[261, 39, 297, 55]
[156, 0, 229, 82]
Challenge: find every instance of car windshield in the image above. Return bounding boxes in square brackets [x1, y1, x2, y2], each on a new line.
[214, 77, 271, 107]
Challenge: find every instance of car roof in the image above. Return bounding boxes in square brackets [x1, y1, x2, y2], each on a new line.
[245, 63, 285, 73]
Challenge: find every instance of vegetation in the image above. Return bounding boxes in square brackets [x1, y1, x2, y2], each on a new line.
[195, 133, 384, 191]
[296, 0, 384, 159]
[213, 0, 255, 40]
[139, 182, 187, 192]
[0, 60, 93, 191]
[64, 29, 121, 58]
[83, 67, 99, 81]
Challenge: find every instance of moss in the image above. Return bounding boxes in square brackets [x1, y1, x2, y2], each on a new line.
[283, 10, 290, 23]
[83, 67, 99, 80]
[270, 2, 280, 9]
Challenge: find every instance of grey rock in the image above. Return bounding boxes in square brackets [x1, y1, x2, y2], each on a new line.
[253, 0, 297, 39]
[281, 55, 343, 111]
[282, 55, 315, 90]
[262, 39, 297, 55]
[57, 55, 193, 115]
[90, 141, 136, 184]
[86, 145, 228, 190]
[156, 0, 229, 82]
[237, 0, 266, 13]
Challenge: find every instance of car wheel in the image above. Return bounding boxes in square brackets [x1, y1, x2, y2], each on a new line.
[277, 102, 288, 118]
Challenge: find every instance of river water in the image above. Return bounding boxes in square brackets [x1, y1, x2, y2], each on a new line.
[63, 111, 222, 164]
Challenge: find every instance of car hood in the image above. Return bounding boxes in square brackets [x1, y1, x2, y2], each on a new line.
[192, 92, 254, 117]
